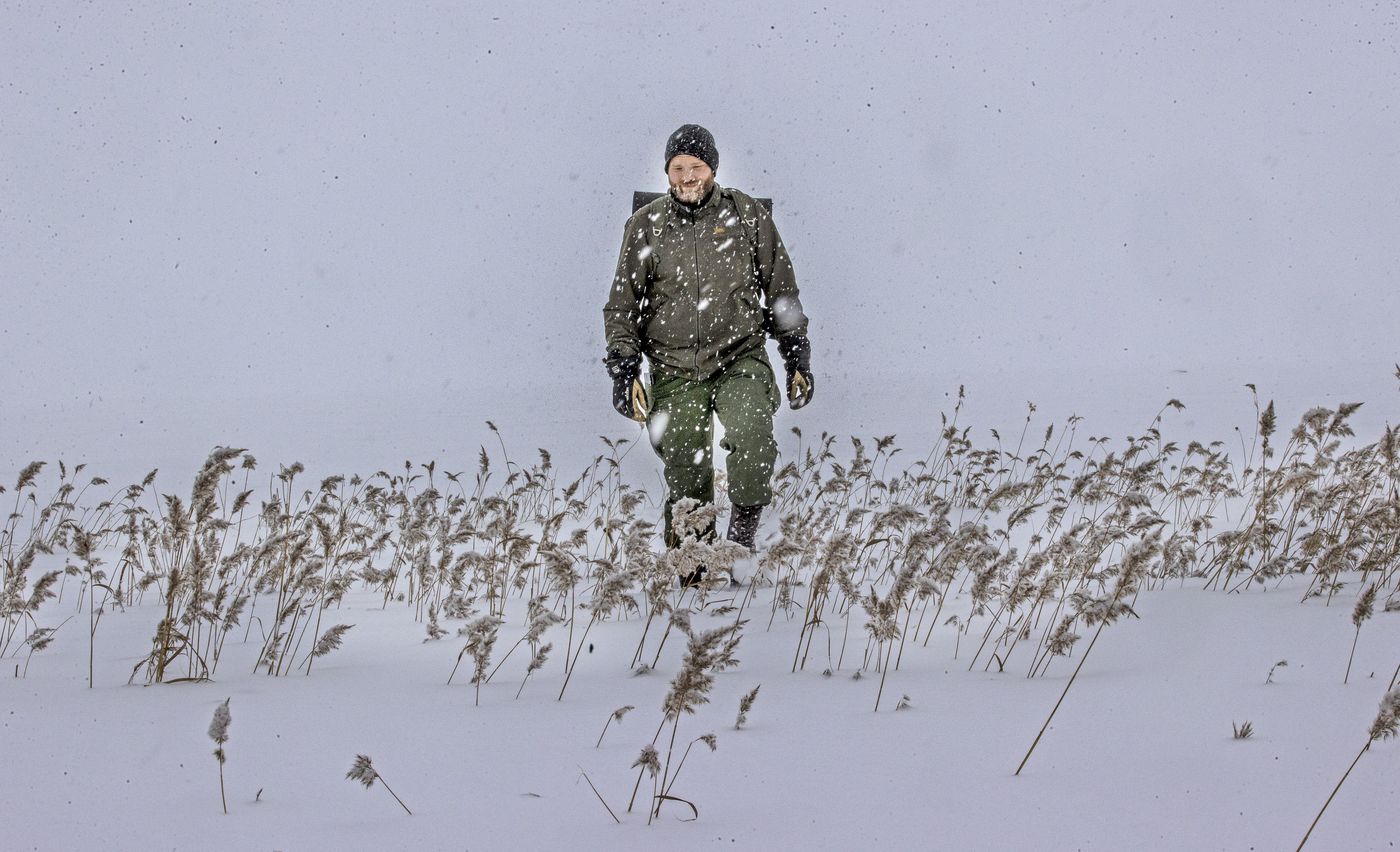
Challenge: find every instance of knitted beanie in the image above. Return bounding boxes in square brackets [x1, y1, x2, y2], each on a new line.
[664, 124, 719, 173]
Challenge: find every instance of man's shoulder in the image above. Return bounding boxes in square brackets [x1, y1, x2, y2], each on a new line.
[721, 186, 754, 203]
[623, 194, 671, 233]
[720, 187, 770, 224]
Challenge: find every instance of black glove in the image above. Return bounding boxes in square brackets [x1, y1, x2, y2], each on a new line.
[777, 334, 814, 410]
[605, 350, 650, 422]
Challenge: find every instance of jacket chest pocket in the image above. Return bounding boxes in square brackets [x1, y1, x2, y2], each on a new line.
[650, 230, 696, 288]
[705, 226, 755, 280]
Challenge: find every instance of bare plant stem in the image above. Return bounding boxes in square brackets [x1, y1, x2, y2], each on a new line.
[87, 584, 97, 689]
[630, 611, 656, 669]
[894, 601, 916, 669]
[1016, 620, 1105, 776]
[874, 639, 895, 712]
[627, 716, 669, 813]
[654, 717, 682, 818]
[578, 767, 620, 824]
[558, 614, 599, 701]
[447, 646, 468, 686]
[1344, 624, 1362, 685]
[378, 775, 413, 816]
[1296, 741, 1371, 851]
[596, 713, 617, 749]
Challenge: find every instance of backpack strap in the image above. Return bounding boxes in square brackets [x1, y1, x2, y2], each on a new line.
[725, 190, 782, 337]
[633, 198, 671, 309]
[724, 189, 771, 254]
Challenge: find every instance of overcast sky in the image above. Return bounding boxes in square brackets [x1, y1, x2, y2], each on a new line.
[3, 1, 1397, 484]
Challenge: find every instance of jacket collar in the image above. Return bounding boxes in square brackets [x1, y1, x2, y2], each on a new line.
[667, 184, 724, 222]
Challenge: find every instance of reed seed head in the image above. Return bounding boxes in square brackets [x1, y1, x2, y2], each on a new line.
[1370, 688, 1400, 742]
[347, 754, 378, 788]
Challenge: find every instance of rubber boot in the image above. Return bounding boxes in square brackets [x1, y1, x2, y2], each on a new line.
[727, 504, 763, 551]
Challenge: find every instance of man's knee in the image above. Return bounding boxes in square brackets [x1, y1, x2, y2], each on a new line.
[721, 427, 777, 461]
[653, 414, 712, 461]
[666, 460, 713, 493]
[724, 462, 775, 509]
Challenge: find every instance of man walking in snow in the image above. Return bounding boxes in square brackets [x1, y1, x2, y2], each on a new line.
[603, 124, 813, 573]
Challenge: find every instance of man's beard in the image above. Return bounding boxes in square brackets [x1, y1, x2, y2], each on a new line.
[670, 176, 714, 205]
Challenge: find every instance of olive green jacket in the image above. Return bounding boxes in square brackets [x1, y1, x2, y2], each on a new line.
[603, 185, 808, 382]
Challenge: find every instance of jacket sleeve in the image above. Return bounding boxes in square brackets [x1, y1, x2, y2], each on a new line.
[602, 215, 651, 363]
[753, 204, 809, 339]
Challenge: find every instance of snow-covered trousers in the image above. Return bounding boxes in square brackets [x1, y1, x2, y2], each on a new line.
[645, 352, 781, 548]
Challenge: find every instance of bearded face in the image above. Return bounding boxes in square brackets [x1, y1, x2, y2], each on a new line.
[667, 154, 715, 205]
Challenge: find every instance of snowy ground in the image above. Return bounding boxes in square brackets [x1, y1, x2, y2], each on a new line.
[4, 372, 1399, 851]
[3, 550, 1398, 850]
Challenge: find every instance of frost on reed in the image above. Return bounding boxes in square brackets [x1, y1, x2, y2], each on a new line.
[207, 698, 231, 814]
[630, 744, 662, 824]
[69, 527, 109, 689]
[346, 754, 412, 815]
[516, 641, 551, 699]
[735, 685, 760, 730]
[597, 704, 635, 748]
[482, 595, 560, 686]
[1343, 584, 1376, 684]
[1, 548, 61, 664]
[425, 605, 447, 641]
[627, 621, 742, 821]
[861, 576, 909, 712]
[1, 460, 120, 675]
[304, 624, 354, 672]
[135, 447, 250, 684]
[1297, 687, 1400, 850]
[460, 615, 503, 706]
[658, 497, 747, 594]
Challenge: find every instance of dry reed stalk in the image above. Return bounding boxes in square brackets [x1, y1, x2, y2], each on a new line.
[1344, 584, 1377, 684]
[346, 754, 412, 815]
[596, 704, 634, 748]
[1016, 534, 1160, 775]
[207, 698, 231, 815]
[1296, 687, 1400, 850]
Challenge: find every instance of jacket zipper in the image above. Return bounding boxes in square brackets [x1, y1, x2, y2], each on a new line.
[691, 219, 702, 375]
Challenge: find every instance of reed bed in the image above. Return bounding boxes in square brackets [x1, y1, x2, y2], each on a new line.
[3, 389, 1398, 824]
[5, 396, 1398, 686]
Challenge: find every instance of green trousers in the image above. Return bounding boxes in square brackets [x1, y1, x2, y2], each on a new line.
[646, 352, 781, 547]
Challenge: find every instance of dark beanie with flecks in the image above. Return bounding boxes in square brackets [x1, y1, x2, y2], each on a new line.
[664, 124, 719, 173]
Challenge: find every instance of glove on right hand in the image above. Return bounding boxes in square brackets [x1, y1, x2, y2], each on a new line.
[605, 351, 650, 422]
[777, 334, 814, 410]
[616, 376, 650, 422]
[787, 370, 814, 410]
